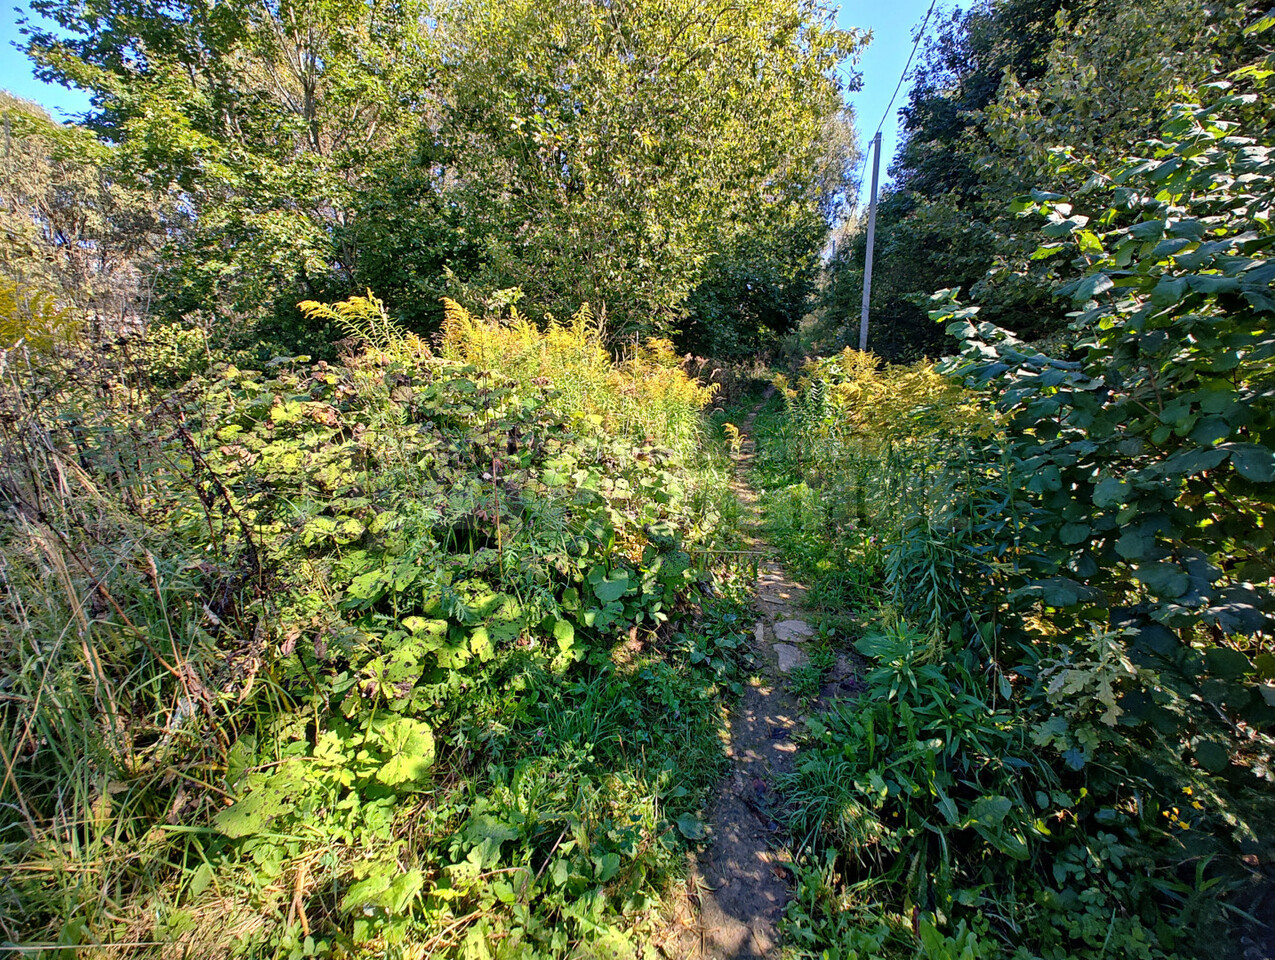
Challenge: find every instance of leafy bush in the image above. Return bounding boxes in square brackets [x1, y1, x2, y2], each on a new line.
[783, 618, 1244, 959]
[753, 43, 1275, 951]
[933, 55, 1275, 783]
[0, 296, 743, 955]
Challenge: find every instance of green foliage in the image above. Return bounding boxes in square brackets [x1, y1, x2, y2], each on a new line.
[756, 36, 1275, 959]
[22, 0, 433, 354]
[825, 0, 1256, 360]
[0, 297, 745, 955]
[422, 0, 862, 342]
[936, 75, 1275, 761]
[779, 612, 1258, 960]
[20, 0, 865, 355]
[758, 352, 1003, 619]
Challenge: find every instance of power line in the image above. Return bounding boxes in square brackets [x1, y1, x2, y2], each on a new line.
[841, 1, 943, 220]
[841, 0, 941, 214]
[870, 0, 939, 142]
[853, 1, 939, 350]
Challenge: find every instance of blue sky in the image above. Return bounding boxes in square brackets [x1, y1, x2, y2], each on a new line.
[0, 8, 91, 117]
[837, 0, 972, 201]
[1, 1, 969, 187]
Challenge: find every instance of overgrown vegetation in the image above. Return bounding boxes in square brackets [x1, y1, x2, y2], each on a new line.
[820, 0, 1261, 360]
[5, 0, 1275, 954]
[0, 295, 752, 955]
[13, 0, 862, 357]
[751, 18, 1275, 957]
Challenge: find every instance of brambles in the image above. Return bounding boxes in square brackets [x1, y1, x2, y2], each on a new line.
[0, 296, 745, 955]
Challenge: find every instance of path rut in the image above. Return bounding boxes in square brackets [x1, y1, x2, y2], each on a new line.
[658, 398, 822, 958]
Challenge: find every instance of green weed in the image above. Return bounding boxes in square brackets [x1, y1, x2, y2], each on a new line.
[0, 300, 745, 957]
[746, 347, 1274, 958]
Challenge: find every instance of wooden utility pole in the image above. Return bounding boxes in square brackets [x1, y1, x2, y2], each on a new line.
[858, 131, 882, 353]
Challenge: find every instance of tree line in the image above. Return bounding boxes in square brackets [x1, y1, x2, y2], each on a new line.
[822, 0, 1265, 361]
[6, 0, 863, 360]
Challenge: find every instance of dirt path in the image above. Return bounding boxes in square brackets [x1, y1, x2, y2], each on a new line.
[659, 398, 823, 958]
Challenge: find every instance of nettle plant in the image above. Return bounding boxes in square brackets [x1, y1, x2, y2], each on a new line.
[934, 77, 1275, 785]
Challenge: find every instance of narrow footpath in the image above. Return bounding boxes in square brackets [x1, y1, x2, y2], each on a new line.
[660, 398, 825, 958]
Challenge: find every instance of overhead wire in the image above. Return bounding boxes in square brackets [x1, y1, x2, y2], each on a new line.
[843, 0, 942, 212]
[869, 0, 939, 144]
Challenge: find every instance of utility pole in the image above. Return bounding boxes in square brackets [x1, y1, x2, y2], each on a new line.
[859, 131, 882, 353]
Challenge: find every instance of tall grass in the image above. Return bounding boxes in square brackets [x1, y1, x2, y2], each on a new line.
[0, 341, 271, 948]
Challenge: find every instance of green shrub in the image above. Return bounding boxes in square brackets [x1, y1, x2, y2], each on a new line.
[753, 41, 1275, 952]
[0, 296, 742, 956]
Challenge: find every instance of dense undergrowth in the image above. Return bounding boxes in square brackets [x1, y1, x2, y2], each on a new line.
[0, 295, 749, 957]
[748, 51, 1275, 960]
[755, 353, 1274, 959]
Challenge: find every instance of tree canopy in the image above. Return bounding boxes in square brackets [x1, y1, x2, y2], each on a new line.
[19, 0, 863, 356]
[821, 0, 1256, 360]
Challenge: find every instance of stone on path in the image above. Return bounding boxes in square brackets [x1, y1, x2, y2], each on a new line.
[670, 396, 839, 960]
[773, 643, 808, 674]
[772, 619, 814, 644]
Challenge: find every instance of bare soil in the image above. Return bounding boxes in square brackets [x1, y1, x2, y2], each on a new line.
[656, 399, 825, 958]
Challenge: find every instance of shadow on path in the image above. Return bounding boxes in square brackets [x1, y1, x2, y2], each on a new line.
[659, 398, 821, 958]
